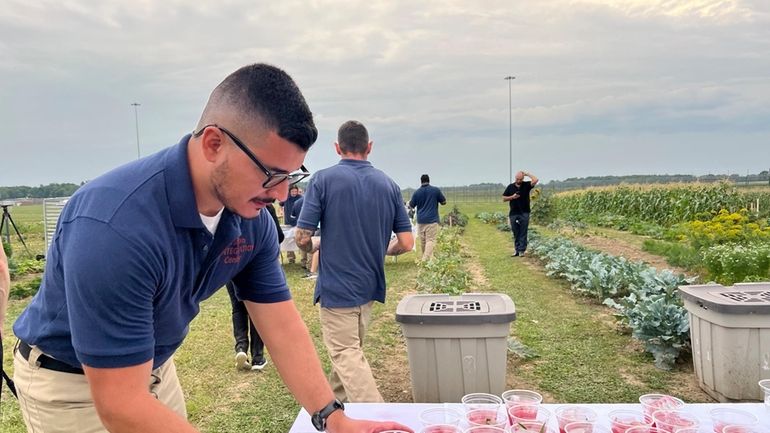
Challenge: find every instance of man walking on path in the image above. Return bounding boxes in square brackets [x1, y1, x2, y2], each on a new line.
[295, 120, 413, 403]
[503, 170, 539, 256]
[408, 174, 446, 261]
[12, 64, 411, 433]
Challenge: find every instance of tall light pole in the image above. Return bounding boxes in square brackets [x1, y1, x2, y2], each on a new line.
[131, 102, 141, 159]
[504, 76, 515, 184]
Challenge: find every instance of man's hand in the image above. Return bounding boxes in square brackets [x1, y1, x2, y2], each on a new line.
[295, 228, 315, 253]
[326, 410, 414, 433]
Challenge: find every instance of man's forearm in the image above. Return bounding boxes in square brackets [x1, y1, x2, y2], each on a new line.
[295, 228, 314, 253]
[96, 394, 199, 433]
[247, 301, 335, 417]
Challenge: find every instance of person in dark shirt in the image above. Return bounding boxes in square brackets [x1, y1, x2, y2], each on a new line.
[226, 203, 283, 371]
[502, 170, 539, 256]
[280, 185, 303, 265]
[408, 174, 446, 261]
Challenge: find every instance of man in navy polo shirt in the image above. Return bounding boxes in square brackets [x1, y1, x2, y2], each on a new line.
[12, 65, 411, 433]
[295, 120, 413, 403]
[408, 174, 447, 261]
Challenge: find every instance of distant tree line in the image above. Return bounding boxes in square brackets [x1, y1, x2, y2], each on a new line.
[542, 171, 770, 191]
[0, 183, 83, 200]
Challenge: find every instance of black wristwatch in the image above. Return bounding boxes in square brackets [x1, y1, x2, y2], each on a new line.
[311, 398, 344, 431]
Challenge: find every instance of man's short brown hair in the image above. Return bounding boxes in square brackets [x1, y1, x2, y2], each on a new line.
[337, 120, 369, 154]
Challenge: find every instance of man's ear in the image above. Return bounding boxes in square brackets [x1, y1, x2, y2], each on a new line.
[334, 142, 342, 156]
[365, 140, 373, 155]
[200, 127, 224, 163]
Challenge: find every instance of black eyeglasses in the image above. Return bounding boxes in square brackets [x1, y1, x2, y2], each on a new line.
[193, 124, 310, 188]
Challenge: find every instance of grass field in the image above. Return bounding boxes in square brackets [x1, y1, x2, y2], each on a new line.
[1, 203, 713, 432]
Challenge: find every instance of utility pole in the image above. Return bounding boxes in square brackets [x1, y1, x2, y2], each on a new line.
[504, 76, 516, 184]
[131, 102, 141, 159]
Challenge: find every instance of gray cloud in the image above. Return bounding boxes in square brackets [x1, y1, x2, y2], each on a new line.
[0, 0, 768, 189]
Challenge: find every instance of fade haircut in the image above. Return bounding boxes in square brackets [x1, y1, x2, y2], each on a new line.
[199, 63, 317, 151]
[337, 120, 369, 155]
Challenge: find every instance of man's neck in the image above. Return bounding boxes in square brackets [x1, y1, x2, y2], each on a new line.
[421, 182, 430, 186]
[341, 154, 367, 161]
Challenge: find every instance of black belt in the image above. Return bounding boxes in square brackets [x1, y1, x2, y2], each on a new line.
[18, 341, 85, 375]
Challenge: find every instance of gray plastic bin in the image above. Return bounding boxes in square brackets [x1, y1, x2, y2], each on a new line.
[678, 282, 770, 402]
[395, 293, 516, 403]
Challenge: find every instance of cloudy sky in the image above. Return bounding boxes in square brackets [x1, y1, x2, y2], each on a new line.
[1, 0, 768, 188]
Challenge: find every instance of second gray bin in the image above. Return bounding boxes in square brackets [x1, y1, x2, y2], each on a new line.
[395, 293, 516, 403]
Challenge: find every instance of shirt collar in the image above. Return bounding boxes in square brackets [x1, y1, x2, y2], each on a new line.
[165, 134, 205, 229]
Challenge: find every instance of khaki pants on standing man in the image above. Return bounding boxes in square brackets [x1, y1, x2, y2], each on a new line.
[418, 222, 439, 261]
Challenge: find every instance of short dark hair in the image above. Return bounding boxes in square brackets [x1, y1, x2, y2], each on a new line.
[421, 174, 430, 183]
[205, 64, 318, 151]
[337, 120, 369, 154]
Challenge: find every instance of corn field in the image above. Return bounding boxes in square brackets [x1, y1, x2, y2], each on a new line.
[552, 182, 770, 226]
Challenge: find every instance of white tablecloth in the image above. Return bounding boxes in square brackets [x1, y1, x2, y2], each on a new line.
[289, 402, 769, 432]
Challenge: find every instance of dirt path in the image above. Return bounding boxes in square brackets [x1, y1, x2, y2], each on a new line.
[556, 228, 691, 276]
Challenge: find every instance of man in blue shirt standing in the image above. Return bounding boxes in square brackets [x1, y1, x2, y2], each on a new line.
[12, 65, 411, 433]
[280, 185, 304, 266]
[295, 120, 413, 403]
[408, 174, 447, 261]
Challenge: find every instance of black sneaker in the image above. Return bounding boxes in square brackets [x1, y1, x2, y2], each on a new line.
[251, 357, 268, 371]
[511, 252, 519, 257]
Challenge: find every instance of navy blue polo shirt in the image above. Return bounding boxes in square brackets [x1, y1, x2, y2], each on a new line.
[281, 195, 302, 226]
[297, 159, 411, 308]
[408, 184, 446, 224]
[14, 135, 289, 369]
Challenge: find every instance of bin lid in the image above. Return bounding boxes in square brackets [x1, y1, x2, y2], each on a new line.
[678, 282, 770, 314]
[395, 293, 516, 325]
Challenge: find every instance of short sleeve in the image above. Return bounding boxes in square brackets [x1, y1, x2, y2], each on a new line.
[232, 211, 291, 303]
[392, 184, 412, 233]
[61, 218, 160, 368]
[503, 184, 514, 196]
[297, 176, 322, 231]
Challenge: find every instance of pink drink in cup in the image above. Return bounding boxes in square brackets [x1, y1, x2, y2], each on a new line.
[466, 408, 508, 429]
[512, 421, 555, 433]
[565, 422, 612, 433]
[554, 406, 598, 433]
[708, 408, 758, 433]
[651, 410, 699, 433]
[723, 427, 765, 433]
[625, 427, 668, 433]
[510, 404, 552, 427]
[638, 395, 685, 421]
[608, 409, 654, 433]
[503, 390, 544, 423]
[465, 427, 509, 433]
[419, 426, 463, 433]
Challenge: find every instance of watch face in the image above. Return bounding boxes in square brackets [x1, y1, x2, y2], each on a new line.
[311, 413, 324, 431]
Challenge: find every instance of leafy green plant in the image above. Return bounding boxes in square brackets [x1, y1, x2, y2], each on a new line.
[10, 257, 45, 279]
[642, 239, 701, 269]
[442, 205, 468, 228]
[416, 227, 469, 295]
[701, 243, 770, 285]
[10, 275, 42, 299]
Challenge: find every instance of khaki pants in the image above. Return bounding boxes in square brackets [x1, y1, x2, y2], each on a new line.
[418, 223, 439, 261]
[14, 346, 186, 433]
[319, 302, 383, 403]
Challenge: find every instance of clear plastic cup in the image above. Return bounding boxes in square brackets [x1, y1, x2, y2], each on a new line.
[465, 427, 508, 433]
[626, 427, 668, 433]
[608, 409, 654, 433]
[512, 420, 553, 433]
[651, 410, 699, 433]
[419, 426, 463, 433]
[503, 389, 544, 407]
[758, 379, 770, 408]
[722, 426, 765, 433]
[638, 394, 685, 420]
[509, 404, 552, 426]
[554, 406, 598, 433]
[419, 407, 462, 427]
[463, 393, 505, 412]
[466, 408, 508, 429]
[565, 422, 612, 433]
[708, 408, 758, 433]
